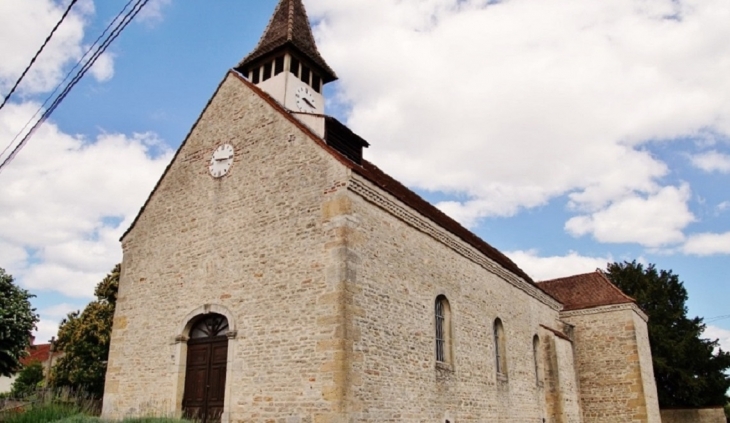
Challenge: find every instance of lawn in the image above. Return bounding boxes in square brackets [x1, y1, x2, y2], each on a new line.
[1, 402, 191, 423]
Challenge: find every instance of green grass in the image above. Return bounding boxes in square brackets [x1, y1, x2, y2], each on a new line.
[3, 402, 83, 422]
[1, 403, 192, 423]
[54, 418, 190, 423]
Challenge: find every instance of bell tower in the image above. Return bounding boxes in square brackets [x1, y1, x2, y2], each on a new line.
[235, 0, 337, 115]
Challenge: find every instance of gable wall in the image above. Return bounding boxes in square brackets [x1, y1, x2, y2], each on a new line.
[341, 176, 576, 422]
[102, 73, 352, 422]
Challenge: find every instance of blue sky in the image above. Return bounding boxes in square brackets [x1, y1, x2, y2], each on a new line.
[0, 0, 728, 348]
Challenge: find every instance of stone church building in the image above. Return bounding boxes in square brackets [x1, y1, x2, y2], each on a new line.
[102, 1, 666, 422]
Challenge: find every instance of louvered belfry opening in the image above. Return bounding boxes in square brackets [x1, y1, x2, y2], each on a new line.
[324, 117, 369, 165]
[183, 314, 229, 423]
[235, 0, 337, 88]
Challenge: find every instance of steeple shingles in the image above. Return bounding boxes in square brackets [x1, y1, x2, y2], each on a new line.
[236, 0, 337, 82]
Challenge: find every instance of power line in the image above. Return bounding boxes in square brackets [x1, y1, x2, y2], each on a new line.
[0, 0, 151, 173]
[0, 0, 138, 162]
[0, 0, 79, 112]
[706, 315, 730, 324]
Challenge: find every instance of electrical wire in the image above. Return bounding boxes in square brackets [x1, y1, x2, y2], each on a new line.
[706, 315, 730, 324]
[0, 0, 151, 173]
[0, 0, 79, 112]
[0, 0, 138, 162]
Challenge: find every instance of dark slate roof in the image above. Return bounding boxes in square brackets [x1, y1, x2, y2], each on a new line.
[537, 270, 636, 311]
[236, 0, 337, 82]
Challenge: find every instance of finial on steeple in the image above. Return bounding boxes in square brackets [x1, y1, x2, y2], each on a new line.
[235, 0, 337, 84]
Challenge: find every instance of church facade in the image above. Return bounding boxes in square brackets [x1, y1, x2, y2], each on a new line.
[101, 1, 662, 422]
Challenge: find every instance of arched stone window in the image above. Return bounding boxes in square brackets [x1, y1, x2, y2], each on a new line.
[435, 295, 453, 364]
[533, 334, 541, 385]
[494, 318, 507, 376]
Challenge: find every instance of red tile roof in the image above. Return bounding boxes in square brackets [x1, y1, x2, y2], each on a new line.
[19, 343, 60, 366]
[538, 270, 635, 311]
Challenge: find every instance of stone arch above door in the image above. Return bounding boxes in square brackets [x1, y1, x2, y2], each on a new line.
[176, 304, 238, 341]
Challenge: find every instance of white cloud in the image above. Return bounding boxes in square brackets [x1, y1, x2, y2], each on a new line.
[690, 150, 730, 173]
[137, 0, 172, 24]
[89, 52, 115, 82]
[0, 0, 95, 95]
[683, 231, 730, 256]
[0, 241, 28, 276]
[505, 249, 612, 281]
[33, 303, 82, 343]
[717, 201, 730, 214]
[0, 0, 169, 301]
[34, 318, 62, 345]
[40, 303, 80, 319]
[703, 325, 730, 353]
[309, 0, 730, 239]
[565, 184, 695, 247]
[0, 105, 171, 299]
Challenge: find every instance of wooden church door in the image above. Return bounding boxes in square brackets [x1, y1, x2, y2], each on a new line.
[182, 314, 229, 423]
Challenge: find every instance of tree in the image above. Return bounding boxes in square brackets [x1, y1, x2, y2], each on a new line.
[10, 360, 44, 398]
[0, 267, 39, 377]
[52, 264, 119, 397]
[606, 261, 730, 408]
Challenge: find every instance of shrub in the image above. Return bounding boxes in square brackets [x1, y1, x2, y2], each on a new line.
[10, 361, 45, 398]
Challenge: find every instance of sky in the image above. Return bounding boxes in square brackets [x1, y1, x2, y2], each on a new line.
[0, 0, 728, 350]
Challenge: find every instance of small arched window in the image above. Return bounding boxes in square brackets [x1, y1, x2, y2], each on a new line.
[435, 295, 452, 364]
[533, 335, 541, 385]
[494, 318, 507, 375]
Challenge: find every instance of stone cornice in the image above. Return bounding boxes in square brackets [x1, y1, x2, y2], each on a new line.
[348, 174, 562, 310]
[560, 302, 648, 322]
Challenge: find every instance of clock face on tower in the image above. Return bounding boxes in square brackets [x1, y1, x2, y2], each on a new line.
[208, 144, 234, 178]
[295, 86, 316, 113]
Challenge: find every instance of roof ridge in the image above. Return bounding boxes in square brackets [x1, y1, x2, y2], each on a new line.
[287, 0, 295, 39]
[594, 269, 637, 304]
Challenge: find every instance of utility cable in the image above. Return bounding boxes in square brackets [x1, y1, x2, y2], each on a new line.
[706, 314, 730, 324]
[0, 0, 79, 112]
[0, 0, 137, 161]
[0, 0, 150, 173]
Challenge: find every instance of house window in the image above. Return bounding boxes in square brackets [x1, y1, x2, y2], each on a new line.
[494, 318, 507, 376]
[435, 295, 452, 364]
[533, 335, 541, 385]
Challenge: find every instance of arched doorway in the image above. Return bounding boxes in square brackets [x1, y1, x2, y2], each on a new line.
[182, 314, 229, 423]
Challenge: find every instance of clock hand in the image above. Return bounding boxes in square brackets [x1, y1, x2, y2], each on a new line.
[303, 98, 315, 108]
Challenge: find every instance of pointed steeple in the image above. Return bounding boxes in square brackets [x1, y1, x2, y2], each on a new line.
[236, 0, 337, 83]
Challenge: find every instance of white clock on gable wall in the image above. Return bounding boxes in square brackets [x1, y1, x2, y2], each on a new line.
[208, 144, 234, 178]
[294, 86, 316, 113]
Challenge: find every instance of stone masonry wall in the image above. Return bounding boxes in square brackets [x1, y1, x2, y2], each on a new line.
[562, 306, 661, 423]
[661, 408, 727, 423]
[103, 73, 353, 422]
[342, 175, 577, 422]
[543, 332, 582, 423]
[633, 311, 661, 422]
